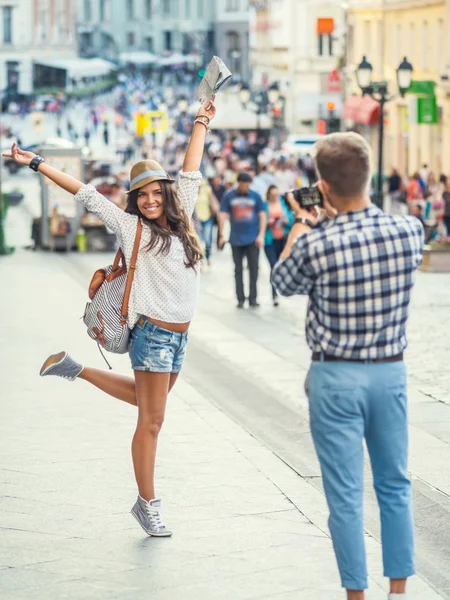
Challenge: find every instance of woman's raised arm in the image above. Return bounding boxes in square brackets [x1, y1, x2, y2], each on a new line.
[2, 143, 84, 194]
[3, 143, 135, 238]
[182, 100, 216, 173]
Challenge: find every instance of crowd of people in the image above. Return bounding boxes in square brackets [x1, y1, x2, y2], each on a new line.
[387, 163, 450, 241]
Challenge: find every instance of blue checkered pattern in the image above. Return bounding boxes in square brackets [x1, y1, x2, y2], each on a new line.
[272, 206, 425, 359]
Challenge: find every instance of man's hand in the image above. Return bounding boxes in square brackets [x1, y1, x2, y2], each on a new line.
[218, 235, 226, 250]
[255, 234, 264, 249]
[285, 192, 320, 225]
[2, 143, 35, 166]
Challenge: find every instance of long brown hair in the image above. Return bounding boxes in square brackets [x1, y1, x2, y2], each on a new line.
[125, 181, 203, 269]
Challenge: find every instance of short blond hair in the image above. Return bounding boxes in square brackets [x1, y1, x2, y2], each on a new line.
[314, 132, 372, 198]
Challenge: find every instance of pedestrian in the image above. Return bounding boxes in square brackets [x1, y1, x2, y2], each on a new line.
[67, 120, 74, 142]
[3, 101, 217, 538]
[388, 168, 406, 215]
[406, 172, 423, 202]
[103, 122, 109, 146]
[92, 109, 99, 132]
[443, 179, 450, 237]
[218, 172, 267, 308]
[264, 185, 292, 306]
[303, 153, 317, 186]
[272, 132, 424, 600]
[84, 127, 91, 147]
[195, 178, 219, 267]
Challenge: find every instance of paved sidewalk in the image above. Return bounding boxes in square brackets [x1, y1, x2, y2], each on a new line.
[0, 250, 444, 599]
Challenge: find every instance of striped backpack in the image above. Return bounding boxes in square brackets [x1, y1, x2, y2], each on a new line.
[83, 221, 143, 362]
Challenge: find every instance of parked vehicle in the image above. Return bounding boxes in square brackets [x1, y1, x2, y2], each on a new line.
[281, 134, 324, 157]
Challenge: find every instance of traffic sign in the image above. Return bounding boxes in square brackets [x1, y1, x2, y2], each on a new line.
[148, 111, 168, 133]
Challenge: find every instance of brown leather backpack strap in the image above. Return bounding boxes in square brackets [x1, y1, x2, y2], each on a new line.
[111, 248, 124, 272]
[120, 220, 143, 323]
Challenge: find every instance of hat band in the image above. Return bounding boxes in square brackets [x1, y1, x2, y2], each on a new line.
[130, 169, 169, 189]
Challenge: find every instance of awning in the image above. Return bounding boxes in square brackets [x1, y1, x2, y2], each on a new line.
[158, 53, 198, 66]
[34, 58, 117, 79]
[119, 52, 159, 66]
[343, 95, 380, 126]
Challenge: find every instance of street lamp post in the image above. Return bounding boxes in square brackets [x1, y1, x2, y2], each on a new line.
[356, 56, 413, 209]
[238, 82, 284, 167]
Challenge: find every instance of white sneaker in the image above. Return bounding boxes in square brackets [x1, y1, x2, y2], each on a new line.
[131, 496, 172, 537]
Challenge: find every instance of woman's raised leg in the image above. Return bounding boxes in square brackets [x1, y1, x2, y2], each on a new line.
[79, 368, 137, 406]
[78, 368, 180, 407]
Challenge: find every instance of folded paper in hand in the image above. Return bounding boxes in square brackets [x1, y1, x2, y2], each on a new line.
[198, 56, 232, 104]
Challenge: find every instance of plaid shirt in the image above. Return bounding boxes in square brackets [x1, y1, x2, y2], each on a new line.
[272, 205, 424, 359]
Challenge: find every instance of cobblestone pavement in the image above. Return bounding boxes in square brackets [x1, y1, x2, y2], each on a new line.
[1, 182, 449, 599]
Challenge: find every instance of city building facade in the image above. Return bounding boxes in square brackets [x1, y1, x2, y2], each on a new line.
[77, 0, 215, 65]
[249, 0, 345, 134]
[215, 0, 250, 83]
[344, 0, 449, 177]
[0, 0, 77, 98]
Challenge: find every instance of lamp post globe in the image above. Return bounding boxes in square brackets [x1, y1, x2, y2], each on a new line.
[356, 56, 373, 93]
[397, 57, 413, 96]
[239, 84, 251, 106]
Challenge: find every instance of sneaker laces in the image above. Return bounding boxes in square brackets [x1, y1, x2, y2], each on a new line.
[145, 506, 165, 530]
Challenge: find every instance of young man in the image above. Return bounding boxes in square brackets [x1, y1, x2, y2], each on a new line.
[218, 172, 266, 308]
[272, 133, 424, 600]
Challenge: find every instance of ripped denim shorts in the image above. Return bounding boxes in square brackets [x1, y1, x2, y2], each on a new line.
[129, 317, 189, 373]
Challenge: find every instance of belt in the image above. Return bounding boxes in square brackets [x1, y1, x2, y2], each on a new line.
[311, 352, 403, 364]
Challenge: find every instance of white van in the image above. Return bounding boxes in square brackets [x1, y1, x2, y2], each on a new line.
[281, 134, 324, 157]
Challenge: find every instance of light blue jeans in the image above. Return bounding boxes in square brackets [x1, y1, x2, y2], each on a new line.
[307, 359, 415, 590]
[199, 217, 214, 260]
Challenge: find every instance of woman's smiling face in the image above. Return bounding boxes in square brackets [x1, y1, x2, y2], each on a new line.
[137, 181, 164, 220]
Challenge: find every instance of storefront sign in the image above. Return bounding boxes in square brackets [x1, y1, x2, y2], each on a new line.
[417, 95, 438, 124]
[409, 80, 435, 96]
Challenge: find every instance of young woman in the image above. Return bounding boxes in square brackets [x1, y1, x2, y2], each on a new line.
[264, 185, 293, 306]
[3, 101, 216, 538]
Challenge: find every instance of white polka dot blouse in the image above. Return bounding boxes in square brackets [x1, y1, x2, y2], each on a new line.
[75, 170, 202, 327]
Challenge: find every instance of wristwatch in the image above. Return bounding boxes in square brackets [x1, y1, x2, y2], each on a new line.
[29, 155, 45, 172]
[294, 217, 315, 228]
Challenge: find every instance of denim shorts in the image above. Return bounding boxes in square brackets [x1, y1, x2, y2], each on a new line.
[129, 317, 189, 373]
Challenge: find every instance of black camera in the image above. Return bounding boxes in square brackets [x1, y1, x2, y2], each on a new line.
[290, 186, 323, 209]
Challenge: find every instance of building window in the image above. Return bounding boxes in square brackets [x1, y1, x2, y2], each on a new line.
[317, 18, 334, 56]
[127, 0, 134, 19]
[164, 31, 172, 50]
[437, 19, 444, 73]
[422, 21, 428, 70]
[163, 0, 170, 14]
[364, 20, 371, 59]
[145, 0, 152, 19]
[198, 0, 203, 18]
[226, 0, 239, 9]
[3, 6, 12, 44]
[127, 31, 135, 46]
[146, 37, 153, 52]
[99, 0, 105, 20]
[409, 23, 415, 63]
[185, 0, 190, 17]
[84, 0, 91, 21]
[396, 24, 402, 64]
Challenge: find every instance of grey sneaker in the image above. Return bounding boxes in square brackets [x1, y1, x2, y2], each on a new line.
[131, 496, 173, 537]
[39, 351, 83, 381]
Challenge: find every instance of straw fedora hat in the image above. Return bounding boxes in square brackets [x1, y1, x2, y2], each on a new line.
[127, 159, 175, 193]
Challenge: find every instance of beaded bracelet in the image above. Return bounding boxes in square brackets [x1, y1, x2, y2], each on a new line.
[194, 117, 211, 133]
